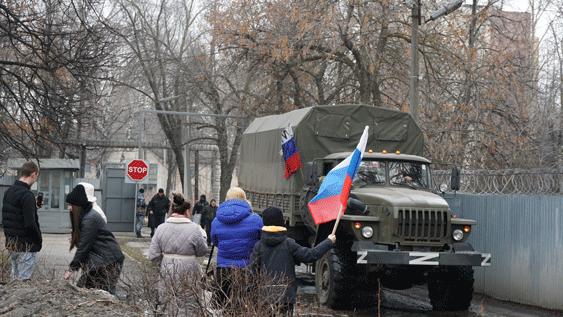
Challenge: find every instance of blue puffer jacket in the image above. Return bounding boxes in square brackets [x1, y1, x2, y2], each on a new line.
[211, 199, 263, 268]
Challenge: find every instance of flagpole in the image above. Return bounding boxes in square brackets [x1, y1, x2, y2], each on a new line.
[331, 203, 344, 235]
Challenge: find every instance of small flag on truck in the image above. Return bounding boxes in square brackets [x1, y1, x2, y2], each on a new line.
[308, 126, 369, 225]
[281, 124, 302, 179]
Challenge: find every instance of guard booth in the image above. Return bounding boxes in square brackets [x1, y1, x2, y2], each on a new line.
[6, 159, 79, 233]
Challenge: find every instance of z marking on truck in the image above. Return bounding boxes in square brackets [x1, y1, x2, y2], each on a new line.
[408, 252, 439, 265]
[481, 253, 492, 266]
[357, 250, 368, 264]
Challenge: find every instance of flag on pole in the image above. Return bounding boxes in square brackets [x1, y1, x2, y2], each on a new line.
[281, 124, 302, 179]
[307, 126, 369, 224]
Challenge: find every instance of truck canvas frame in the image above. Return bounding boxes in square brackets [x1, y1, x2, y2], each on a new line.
[239, 104, 491, 311]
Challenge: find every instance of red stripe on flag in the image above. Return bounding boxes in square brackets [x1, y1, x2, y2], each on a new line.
[284, 152, 302, 179]
[307, 195, 342, 224]
[340, 175, 353, 209]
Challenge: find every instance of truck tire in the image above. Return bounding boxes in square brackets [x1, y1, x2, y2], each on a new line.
[315, 246, 378, 309]
[427, 266, 474, 311]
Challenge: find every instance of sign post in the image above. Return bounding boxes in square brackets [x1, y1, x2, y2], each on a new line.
[127, 160, 149, 234]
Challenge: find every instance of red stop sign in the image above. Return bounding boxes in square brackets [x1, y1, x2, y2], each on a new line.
[127, 160, 149, 182]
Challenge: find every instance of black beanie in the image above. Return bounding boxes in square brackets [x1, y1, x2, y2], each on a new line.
[262, 207, 285, 227]
[66, 185, 89, 207]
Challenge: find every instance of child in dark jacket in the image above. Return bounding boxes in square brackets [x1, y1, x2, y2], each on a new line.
[251, 207, 335, 316]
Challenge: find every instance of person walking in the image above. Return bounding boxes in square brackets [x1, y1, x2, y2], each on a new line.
[63, 184, 124, 295]
[192, 194, 208, 225]
[136, 188, 146, 238]
[201, 199, 217, 245]
[211, 187, 263, 305]
[147, 188, 170, 238]
[2, 161, 42, 280]
[148, 193, 208, 311]
[251, 207, 335, 316]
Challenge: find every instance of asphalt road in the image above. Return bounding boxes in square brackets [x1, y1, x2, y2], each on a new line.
[295, 266, 562, 317]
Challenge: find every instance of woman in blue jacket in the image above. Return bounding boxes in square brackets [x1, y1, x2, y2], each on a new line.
[211, 187, 263, 305]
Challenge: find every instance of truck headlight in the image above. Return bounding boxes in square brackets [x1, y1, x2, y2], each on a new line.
[361, 226, 374, 238]
[452, 229, 464, 241]
[439, 183, 448, 193]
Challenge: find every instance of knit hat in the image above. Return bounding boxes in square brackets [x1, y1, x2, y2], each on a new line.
[66, 184, 89, 207]
[78, 182, 97, 203]
[262, 207, 285, 227]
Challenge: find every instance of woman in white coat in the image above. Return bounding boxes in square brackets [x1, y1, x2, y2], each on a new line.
[148, 193, 208, 312]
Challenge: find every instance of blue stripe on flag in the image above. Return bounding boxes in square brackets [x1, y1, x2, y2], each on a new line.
[346, 149, 362, 178]
[309, 167, 347, 202]
[282, 139, 298, 161]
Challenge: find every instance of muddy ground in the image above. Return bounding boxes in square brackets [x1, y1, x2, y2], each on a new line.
[0, 280, 140, 316]
[1, 233, 562, 317]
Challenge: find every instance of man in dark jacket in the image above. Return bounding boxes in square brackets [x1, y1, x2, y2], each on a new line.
[193, 194, 209, 215]
[147, 188, 170, 237]
[251, 207, 335, 315]
[201, 199, 217, 244]
[1, 161, 42, 280]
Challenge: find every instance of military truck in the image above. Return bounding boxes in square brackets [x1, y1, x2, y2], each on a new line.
[239, 104, 491, 311]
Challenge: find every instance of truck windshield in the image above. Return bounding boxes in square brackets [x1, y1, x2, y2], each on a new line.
[352, 160, 431, 189]
[353, 161, 386, 187]
[388, 161, 430, 189]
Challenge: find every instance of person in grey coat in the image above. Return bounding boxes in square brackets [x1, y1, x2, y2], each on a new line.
[148, 193, 208, 308]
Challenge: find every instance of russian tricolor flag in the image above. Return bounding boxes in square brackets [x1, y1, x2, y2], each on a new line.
[308, 126, 369, 224]
[281, 124, 302, 179]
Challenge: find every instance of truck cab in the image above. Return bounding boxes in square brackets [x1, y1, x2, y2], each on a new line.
[310, 152, 474, 248]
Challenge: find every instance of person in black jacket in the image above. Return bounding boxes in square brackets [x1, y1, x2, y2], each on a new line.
[147, 188, 170, 237]
[251, 207, 335, 316]
[201, 198, 217, 244]
[1, 161, 42, 280]
[63, 184, 125, 294]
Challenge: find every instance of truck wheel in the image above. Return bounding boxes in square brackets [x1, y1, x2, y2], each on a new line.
[427, 266, 474, 311]
[315, 247, 378, 309]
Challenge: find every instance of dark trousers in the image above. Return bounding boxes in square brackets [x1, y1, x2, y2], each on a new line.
[280, 303, 294, 316]
[149, 213, 165, 237]
[201, 218, 212, 244]
[77, 260, 123, 295]
[214, 267, 239, 307]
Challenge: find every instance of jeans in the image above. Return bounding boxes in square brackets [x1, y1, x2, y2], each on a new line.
[10, 252, 37, 280]
[135, 212, 145, 236]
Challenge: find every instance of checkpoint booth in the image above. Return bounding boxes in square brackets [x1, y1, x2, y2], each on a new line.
[7, 158, 80, 233]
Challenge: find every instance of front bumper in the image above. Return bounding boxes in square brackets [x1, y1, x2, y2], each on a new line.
[353, 243, 491, 267]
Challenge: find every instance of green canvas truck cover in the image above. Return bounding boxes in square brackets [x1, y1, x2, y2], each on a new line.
[239, 104, 424, 195]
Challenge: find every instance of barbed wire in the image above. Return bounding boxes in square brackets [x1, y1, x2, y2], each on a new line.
[433, 169, 563, 195]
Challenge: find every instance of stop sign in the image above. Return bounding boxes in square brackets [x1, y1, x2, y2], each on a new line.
[127, 160, 149, 182]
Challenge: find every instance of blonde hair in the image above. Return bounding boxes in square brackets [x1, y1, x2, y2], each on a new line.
[225, 187, 247, 201]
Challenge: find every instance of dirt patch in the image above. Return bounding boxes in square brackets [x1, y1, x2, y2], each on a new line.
[0, 280, 141, 316]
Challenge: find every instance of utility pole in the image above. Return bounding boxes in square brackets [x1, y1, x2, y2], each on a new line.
[409, 0, 421, 123]
[410, 0, 464, 123]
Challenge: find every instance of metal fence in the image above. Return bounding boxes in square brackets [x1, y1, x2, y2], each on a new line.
[434, 169, 562, 195]
[444, 193, 563, 310]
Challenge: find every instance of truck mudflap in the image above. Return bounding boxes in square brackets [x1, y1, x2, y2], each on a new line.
[352, 243, 491, 267]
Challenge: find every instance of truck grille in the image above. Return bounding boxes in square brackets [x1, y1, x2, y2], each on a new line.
[397, 209, 449, 242]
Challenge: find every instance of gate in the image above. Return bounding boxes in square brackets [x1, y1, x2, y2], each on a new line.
[102, 165, 135, 232]
[444, 193, 563, 310]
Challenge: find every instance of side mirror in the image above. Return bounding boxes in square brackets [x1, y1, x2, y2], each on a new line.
[347, 197, 368, 215]
[303, 161, 318, 186]
[450, 166, 460, 191]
